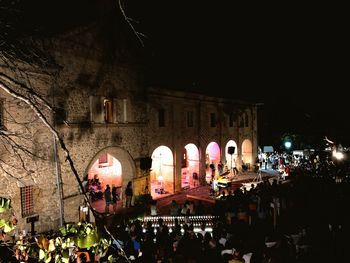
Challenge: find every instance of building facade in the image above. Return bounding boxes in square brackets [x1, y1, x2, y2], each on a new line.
[0, 16, 258, 233]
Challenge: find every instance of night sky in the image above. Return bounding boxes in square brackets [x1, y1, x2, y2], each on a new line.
[129, 1, 349, 147]
[2, 0, 349, 147]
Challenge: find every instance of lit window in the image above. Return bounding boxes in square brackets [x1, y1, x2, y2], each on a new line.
[104, 99, 113, 123]
[98, 154, 110, 167]
[182, 151, 187, 168]
[20, 186, 34, 217]
[187, 111, 193, 127]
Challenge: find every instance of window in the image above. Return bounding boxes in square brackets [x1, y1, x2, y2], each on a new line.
[99, 154, 108, 164]
[98, 154, 111, 167]
[20, 186, 34, 217]
[210, 113, 216, 127]
[229, 113, 235, 127]
[158, 109, 165, 127]
[245, 113, 249, 127]
[103, 99, 113, 123]
[239, 116, 244, 127]
[187, 111, 193, 127]
[182, 151, 188, 168]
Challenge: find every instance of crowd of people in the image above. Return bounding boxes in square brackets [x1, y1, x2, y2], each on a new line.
[4, 150, 347, 262]
[102, 151, 350, 262]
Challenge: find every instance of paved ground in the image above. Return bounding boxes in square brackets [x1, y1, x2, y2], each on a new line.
[155, 170, 276, 215]
[94, 169, 279, 225]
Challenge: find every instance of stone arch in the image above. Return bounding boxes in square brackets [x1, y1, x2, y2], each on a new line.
[85, 147, 136, 211]
[150, 145, 174, 199]
[225, 139, 238, 171]
[181, 143, 200, 189]
[241, 139, 253, 167]
[205, 141, 221, 183]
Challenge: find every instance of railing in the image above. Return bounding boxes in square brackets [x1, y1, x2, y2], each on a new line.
[141, 215, 218, 232]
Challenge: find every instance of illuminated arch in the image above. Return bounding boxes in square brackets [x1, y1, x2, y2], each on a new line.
[225, 140, 238, 170]
[242, 139, 253, 166]
[205, 142, 221, 183]
[150, 145, 174, 198]
[86, 147, 135, 213]
[181, 143, 200, 189]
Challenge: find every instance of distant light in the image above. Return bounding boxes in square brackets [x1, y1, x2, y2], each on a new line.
[284, 141, 292, 149]
[333, 151, 344, 160]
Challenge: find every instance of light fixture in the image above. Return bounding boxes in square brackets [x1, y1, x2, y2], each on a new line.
[284, 141, 292, 149]
[333, 150, 344, 160]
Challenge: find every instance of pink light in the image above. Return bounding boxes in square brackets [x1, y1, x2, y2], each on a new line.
[151, 145, 174, 197]
[206, 142, 220, 160]
[88, 154, 122, 190]
[183, 143, 200, 188]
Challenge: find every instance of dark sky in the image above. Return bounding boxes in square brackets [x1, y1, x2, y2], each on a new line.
[128, 1, 349, 146]
[2, 0, 349, 146]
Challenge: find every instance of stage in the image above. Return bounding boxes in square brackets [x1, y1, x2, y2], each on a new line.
[155, 170, 276, 215]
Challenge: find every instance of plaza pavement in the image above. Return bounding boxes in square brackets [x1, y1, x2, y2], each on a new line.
[92, 169, 280, 222]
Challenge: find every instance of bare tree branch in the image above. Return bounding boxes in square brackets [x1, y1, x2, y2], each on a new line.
[0, 78, 98, 218]
[0, 159, 26, 182]
[118, 0, 145, 46]
[0, 73, 54, 111]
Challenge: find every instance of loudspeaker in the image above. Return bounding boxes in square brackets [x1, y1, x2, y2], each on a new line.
[140, 157, 152, 170]
[227, 146, 235, 155]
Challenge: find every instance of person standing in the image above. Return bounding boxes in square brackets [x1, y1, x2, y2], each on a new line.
[170, 200, 179, 216]
[150, 199, 158, 216]
[125, 181, 133, 208]
[144, 185, 150, 195]
[218, 161, 224, 175]
[104, 184, 111, 214]
[111, 184, 119, 214]
[232, 158, 239, 175]
[209, 162, 216, 180]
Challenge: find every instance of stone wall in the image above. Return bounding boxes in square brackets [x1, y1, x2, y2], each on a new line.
[0, 21, 258, 234]
[0, 70, 62, 233]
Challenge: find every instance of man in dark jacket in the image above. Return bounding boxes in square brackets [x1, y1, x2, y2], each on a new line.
[125, 181, 133, 208]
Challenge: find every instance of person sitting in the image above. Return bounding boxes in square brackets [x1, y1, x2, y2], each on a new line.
[242, 162, 249, 173]
[88, 182, 103, 201]
[188, 200, 195, 215]
[180, 201, 190, 215]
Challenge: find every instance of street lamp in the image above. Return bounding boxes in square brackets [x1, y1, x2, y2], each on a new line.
[333, 150, 344, 160]
[284, 141, 292, 150]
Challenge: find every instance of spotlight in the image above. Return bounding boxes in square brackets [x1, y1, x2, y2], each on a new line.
[333, 150, 344, 160]
[284, 141, 292, 149]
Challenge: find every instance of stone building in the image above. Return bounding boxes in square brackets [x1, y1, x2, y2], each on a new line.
[0, 3, 258, 233]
